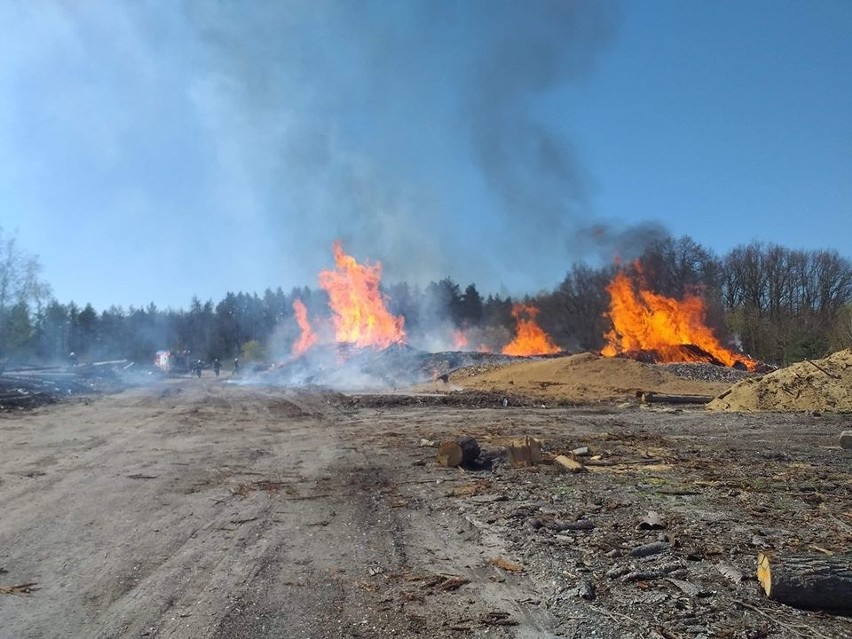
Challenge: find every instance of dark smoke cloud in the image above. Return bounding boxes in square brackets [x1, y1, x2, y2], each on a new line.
[182, 0, 653, 293]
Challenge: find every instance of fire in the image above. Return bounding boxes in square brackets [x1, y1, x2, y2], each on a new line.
[291, 299, 317, 356]
[453, 329, 469, 350]
[317, 241, 406, 349]
[601, 267, 757, 370]
[502, 304, 560, 356]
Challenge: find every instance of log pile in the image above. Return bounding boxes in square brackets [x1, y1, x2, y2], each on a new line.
[0, 362, 128, 410]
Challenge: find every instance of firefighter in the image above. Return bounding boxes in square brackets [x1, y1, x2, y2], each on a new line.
[194, 359, 203, 378]
[213, 358, 221, 377]
[233, 357, 240, 375]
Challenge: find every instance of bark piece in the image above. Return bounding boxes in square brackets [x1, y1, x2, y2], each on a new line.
[575, 578, 596, 600]
[554, 455, 586, 473]
[756, 551, 852, 612]
[638, 511, 666, 530]
[437, 437, 480, 467]
[552, 519, 595, 532]
[717, 562, 745, 584]
[489, 557, 523, 573]
[631, 541, 670, 558]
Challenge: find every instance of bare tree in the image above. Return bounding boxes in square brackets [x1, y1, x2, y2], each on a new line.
[722, 242, 852, 363]
[0, 227, 52, 359]
[0, 227, 51, 314]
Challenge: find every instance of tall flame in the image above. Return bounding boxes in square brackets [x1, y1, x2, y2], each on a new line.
[291, 299, 317, 356]
[502, 304, 560, 356]
[601, 267, 757, 370]
[318, 241, 406, 349]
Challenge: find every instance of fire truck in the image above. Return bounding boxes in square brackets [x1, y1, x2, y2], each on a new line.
[154, 350, 195, 374]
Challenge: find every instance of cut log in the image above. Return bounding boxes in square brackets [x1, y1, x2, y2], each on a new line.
[554, 455, 585, 473]
[840, 430, 852, 450]
[640, 392, 714, 405]
[437, 437, 480, 468]
[756, 551, 852, 612]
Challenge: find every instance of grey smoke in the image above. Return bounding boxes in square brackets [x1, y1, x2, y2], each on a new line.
[183, 0, 653, 293]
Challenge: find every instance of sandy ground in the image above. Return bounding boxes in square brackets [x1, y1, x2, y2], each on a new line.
[1, 376, 851, 639]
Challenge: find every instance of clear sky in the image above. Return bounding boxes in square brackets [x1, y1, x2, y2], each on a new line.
[1, 1, 850, 311]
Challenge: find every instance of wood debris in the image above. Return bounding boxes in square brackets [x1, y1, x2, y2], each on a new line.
[506, 436, 542, 467]
[554, 454, 586, 473]
[437, 437, 480, 468]
[488, 557, 523, 573]
[0, 582, 39, 596]
[638, 511, 666, 530]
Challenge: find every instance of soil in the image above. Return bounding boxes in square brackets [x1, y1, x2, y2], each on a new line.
[708, 349, 852, 412]
[1, 373, 851, 639]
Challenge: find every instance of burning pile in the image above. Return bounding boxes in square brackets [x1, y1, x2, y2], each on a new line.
[318, 241, 406, 349]
[501, 304, 560, 356]
[601, 266, 757, 371]
[291, 242, 560, 361]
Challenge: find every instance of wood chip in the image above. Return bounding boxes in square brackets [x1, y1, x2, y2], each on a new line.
[717, 562, 745, 584]
[489, 557, 523, 573]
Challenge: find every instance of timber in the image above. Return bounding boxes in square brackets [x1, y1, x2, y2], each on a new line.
[756, 551, 852, 612]
[437, 436, 480, 468]
[640, 392, 715, 405]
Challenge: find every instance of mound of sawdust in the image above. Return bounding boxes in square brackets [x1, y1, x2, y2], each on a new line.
[707, 349, 852, 412]
[442, 352, 732, 404]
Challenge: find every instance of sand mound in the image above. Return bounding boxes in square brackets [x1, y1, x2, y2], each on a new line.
[445, 352, 732, 404]
[707, 349, 852, 412]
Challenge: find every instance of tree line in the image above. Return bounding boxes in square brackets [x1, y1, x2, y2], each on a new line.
[1, 227, 850, 367]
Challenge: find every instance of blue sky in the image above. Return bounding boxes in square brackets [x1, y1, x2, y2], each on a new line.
[1, 1, 850, 311]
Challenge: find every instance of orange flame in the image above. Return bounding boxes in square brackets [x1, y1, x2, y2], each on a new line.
[291, 299, 317, 356]
[453, 329, 469, 350]
[501, 304, 560, 356]
[318, 241, 406, 349]
[601, 267, 757, 370]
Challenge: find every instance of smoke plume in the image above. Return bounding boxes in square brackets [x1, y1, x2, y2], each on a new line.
[184, 0, 656, 291]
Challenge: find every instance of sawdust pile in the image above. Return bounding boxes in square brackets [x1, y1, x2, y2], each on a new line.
[444, 352, 732, 404]
[707, 349, 852, 412]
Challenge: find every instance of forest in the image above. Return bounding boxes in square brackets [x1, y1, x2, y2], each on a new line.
[1, 226, 851, 368]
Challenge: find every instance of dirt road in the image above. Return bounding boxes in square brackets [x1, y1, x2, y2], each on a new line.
[1, 378, 851, 638]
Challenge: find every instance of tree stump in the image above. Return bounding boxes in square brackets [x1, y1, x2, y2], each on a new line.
[757, 552, 852, 612]
[437, 436, 480, 468]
